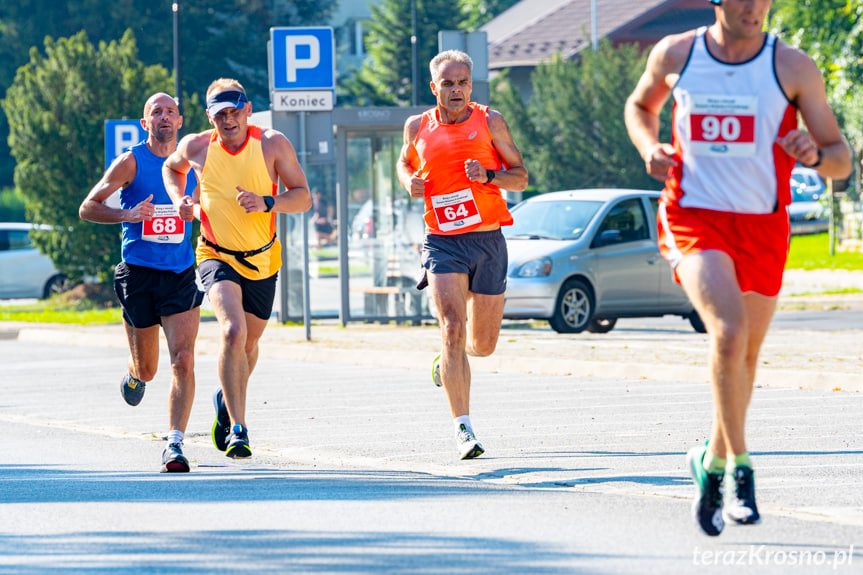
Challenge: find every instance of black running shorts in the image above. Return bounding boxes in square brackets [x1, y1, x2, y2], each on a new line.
[113, 262, 204, 329]
[197, 258, 278, 321]
[421, 229, 508, 295]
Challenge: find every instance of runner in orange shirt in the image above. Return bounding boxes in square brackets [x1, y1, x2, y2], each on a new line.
[397, 50, 528, 459]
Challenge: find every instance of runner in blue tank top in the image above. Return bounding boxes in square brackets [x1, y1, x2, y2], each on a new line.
[79, 92, 204, 473]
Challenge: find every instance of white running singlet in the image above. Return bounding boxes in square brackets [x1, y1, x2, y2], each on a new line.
[665, 27, 797, 214]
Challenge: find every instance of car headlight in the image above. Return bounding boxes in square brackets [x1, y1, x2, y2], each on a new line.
[516, 257, 552, 277]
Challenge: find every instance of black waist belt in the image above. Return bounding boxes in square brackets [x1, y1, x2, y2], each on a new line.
[201, 234, 276, 272]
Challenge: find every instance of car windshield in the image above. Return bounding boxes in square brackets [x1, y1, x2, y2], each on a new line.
[791, 183, 820, 203]
[505, 200, 604, 241]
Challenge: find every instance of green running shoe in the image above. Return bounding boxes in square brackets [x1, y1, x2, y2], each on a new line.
[212, 388, 231, 452]
[432, 354, 442, 388]
[226, 424, 252, 459]
[686, 445, 725, 536]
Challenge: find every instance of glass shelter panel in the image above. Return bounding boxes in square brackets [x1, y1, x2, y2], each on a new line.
[346, 131, 428, 322]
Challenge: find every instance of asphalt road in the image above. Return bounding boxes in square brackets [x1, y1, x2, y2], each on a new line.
[1, 338, 861, 574]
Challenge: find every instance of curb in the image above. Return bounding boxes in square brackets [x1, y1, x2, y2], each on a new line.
[12, 326, 863, 394]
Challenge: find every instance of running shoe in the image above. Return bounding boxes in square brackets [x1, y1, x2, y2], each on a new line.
[120, 372, 146, 406]
[211, 388, 231, 452]
[432, 354, 442, 388]
[724, 466, 761, 525]
[456, 423, 484, 460]
[161, 442, 190, 473]
[226, 424, 252, 459]
[686, 445, 725, 536]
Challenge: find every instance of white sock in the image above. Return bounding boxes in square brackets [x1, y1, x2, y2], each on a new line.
[453, 415, 473, 434]
[166, 430, 184, 445]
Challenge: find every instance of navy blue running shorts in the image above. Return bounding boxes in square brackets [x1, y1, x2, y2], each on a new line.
[113, 262, 204, 329]
[197, 259, 278, 321]
[421, 229, 508, 295]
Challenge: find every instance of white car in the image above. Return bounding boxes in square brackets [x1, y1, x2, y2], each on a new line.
[788, 166, 828, 234]
[0, 222, 70, 299]
[503, 189, 704, 334]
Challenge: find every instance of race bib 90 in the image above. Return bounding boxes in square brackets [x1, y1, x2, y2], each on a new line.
[689, 94, 757, 158]
[142, 204, 184, 244]
[431, 188, 482, 232]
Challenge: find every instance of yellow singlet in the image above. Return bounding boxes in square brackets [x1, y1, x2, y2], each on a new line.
[197, 125, 280, 280]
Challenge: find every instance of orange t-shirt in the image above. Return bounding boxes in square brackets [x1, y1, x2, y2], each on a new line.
[413, 103, 512, 235]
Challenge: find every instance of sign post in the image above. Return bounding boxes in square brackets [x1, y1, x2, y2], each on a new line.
[269, 27, 336, 335]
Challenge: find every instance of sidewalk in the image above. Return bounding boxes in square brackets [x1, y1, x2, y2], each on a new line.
[5, 268, 863, 393]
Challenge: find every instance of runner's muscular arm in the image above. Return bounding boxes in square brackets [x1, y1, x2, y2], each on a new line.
[774, 44, 852, 180]
[79, 151, 154, 224]
[624, 32, 692, 180]
[164, 132, 208, 222]
[259, 129, 311, 214]
[397, 115, 424, 199]
[466, 110, 528, 191]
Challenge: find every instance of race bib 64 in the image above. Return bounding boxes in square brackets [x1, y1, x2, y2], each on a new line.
[431, 188, 482, 232]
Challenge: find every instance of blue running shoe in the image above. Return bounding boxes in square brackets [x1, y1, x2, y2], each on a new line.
[161, 442, 190, 473]
[121, 372, 146, 406]
[724, 466, 761, 525]
[687, 445, 725, 536]
[212, 388, 231, 452]
[226, 424, 252, 459]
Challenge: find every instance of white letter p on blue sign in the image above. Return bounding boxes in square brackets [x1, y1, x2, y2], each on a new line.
[270, 27, 334, 90]
[285, 35, 320, 82]
[115, 125, 139, 158]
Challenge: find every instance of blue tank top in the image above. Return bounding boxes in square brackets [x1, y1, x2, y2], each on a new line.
[120, 141, 197, 272]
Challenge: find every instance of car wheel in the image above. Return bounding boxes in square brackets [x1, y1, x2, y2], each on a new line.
[688, 310, 707, 334]
[42, 274, 70, 299]
[549, 278, 594, 334]
[587, 317, 617, 333]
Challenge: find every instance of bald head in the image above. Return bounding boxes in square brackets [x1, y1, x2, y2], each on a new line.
[141, 92, 183, 145]
[143, 92, 178, 117]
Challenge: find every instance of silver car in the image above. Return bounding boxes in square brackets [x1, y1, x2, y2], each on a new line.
[0, 222, 70, 299]
[503, 189, 705, 334]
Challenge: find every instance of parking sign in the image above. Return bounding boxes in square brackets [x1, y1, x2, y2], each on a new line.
[103, 120, 145, 208]
[270, 27, 335, 91]
[105, 120, 145, 169]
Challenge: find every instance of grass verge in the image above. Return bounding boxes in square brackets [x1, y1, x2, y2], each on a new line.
[787, 233, 863, 270]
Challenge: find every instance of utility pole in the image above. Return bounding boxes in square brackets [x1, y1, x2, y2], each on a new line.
[173, 1, 183, 114]
[411, 0, 419, 106]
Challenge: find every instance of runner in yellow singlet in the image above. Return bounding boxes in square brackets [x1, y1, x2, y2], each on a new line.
[163, 78, 311, 459]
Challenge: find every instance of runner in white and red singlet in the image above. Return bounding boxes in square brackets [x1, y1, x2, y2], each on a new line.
[625, 0, 851, 537]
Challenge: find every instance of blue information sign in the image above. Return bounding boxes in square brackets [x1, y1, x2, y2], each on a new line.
[271, 27, 335, 91]
[104, 120, 146, 169]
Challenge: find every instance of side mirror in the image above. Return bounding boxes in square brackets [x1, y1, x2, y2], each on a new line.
[594, 229, 621, 248]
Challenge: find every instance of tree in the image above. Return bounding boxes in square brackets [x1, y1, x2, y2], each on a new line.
[0, 0, 337, 187]
[178, 0, 337, 110]
[769, 0, 863, 194]
[492, 40, 669, 193]
[460, 0, 520, 30]
[338, 0, 479, 107]
[3, 30, 173, 283]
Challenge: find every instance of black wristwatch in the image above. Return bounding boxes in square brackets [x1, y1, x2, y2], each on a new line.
[485, 169, 495, 184]
[263, 195, 275, 212]
[805, 149, 823, 169]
